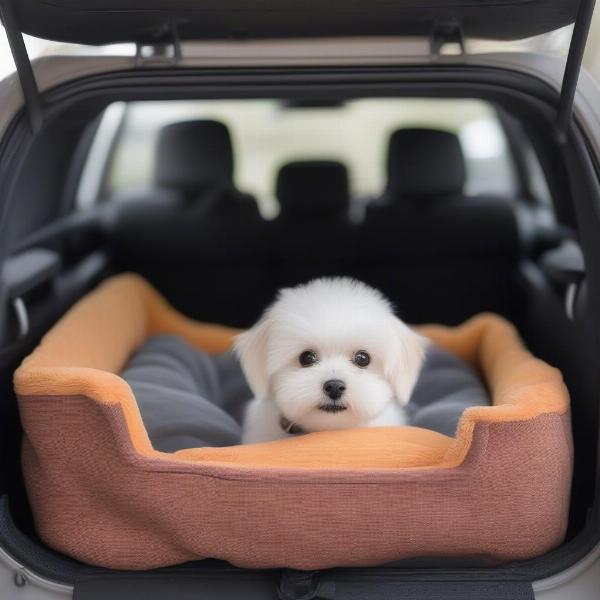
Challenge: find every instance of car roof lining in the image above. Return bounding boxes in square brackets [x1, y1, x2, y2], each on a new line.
[5, 0, 580, 45]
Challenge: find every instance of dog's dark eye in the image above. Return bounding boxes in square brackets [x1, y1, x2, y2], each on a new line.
[299, 350, 319, 367]
[353, 350, 371, 368]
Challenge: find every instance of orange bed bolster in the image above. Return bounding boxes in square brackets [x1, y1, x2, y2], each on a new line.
[14, 274, 573, 569]
[15, 273, 569, 470]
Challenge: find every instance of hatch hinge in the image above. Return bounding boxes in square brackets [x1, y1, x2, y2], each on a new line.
[135, 17, 182, 67]
[0, 0, 43, 134]
[555, 0, 596, 143]
[430, 19, 465, 56]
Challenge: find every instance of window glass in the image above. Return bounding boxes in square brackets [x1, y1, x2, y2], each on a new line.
[101, 98, 518, 218]
[459, 118, 515, 197]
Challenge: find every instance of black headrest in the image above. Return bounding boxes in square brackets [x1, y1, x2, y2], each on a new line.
[276, 161, 350, 221]
[154, 120, 234, 192]
[387, 128, 466, 197]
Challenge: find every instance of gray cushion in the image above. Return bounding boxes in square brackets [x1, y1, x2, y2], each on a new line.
[122, 336, 246, 452]
[407, 346, 489, 436]
[123, 335, 489, 452]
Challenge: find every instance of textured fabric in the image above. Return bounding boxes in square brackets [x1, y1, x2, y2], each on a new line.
[14, 275, 571, 466]
[125, 335, 488, 452]
[19, 396, 572, 570]
[409, 343, 489, 436]
[14, 274, 573, 570]
[123, 336, 246, 451]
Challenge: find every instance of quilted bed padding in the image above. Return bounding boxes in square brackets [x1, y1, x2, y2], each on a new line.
[14, 274, 573, 570]
[125, 335, 489, 452]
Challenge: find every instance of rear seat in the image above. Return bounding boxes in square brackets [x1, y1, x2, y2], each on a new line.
[360, 128, 519, 325]
[270, 160, 358, 287]
[111, 125, 519, 327]
[111, 120, 273, 327]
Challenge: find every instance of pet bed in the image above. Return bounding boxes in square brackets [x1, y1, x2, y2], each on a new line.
[123, 334, 490, 452]
[15, 274, 572, 570]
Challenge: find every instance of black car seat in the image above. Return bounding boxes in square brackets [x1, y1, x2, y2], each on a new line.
[360, 128, 519, 325]
[111, 120, 273, 327]
[270, 160, 357, 287]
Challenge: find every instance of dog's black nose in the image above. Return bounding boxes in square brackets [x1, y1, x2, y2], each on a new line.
[323, 379, 346, 400]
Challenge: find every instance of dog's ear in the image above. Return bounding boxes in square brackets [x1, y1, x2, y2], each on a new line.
[234, 315, 271, 398]
[386, 318, 429, 406]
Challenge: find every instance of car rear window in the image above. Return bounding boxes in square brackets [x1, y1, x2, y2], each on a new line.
[81, 98, 519, 217]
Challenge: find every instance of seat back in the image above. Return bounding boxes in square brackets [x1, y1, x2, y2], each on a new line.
[360, 128, 519, 324]
[111, 120, 273, 327]
[270, 160, 358, 287]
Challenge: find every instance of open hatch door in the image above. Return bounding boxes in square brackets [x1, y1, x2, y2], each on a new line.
[0, 0, 596, 142]
[0, 0, 586, 45]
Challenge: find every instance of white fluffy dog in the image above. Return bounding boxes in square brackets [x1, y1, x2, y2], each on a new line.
[236, 278, 428, 444]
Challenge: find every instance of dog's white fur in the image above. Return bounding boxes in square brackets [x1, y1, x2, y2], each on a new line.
[236, 278, 428, 444]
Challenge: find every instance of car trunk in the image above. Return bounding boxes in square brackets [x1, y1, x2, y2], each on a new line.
[1, 1, 599, 599]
